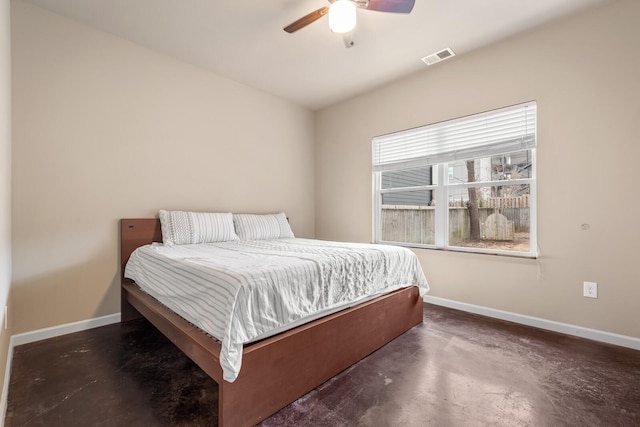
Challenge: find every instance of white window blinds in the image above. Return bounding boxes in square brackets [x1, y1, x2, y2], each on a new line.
[373, 101, 537, 172]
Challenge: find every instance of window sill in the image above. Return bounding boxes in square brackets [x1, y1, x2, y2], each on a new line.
[375, 241, 539, 260]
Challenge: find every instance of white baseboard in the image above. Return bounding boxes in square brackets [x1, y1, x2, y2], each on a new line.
[424, 295, 640, 351]
[11, 313, 121, 347]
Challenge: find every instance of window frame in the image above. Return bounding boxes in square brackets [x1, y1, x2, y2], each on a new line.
[372, 103, 538, 258]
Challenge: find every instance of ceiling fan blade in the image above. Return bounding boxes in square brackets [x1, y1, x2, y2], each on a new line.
[365, 0, 415, 13]
[283, 7, 329, 33]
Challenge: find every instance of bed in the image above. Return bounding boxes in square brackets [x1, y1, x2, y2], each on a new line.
[120, 217, 426, 426]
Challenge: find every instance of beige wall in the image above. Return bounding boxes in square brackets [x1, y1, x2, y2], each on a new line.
[10, 2, 315, 333]
[316, 0, 640, 338]
[0, 0, 12, 409]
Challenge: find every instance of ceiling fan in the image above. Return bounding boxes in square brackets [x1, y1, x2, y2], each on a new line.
[283, 0, 415, 35]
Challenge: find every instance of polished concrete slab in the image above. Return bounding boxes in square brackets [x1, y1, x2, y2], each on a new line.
[6, 304, 640, 426]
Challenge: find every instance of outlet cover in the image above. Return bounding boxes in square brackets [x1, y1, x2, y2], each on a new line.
[583, 281, 598, 298]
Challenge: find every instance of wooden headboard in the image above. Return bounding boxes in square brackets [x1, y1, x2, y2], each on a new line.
[120, 218, 162, 280]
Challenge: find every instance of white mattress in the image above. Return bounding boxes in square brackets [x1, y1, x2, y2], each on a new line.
[124, 238, 429, 382]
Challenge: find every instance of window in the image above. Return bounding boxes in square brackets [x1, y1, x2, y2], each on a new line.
[373, 102, 537, 257]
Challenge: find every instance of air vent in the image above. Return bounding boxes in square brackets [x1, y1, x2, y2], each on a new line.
[421, 48, 456, 66]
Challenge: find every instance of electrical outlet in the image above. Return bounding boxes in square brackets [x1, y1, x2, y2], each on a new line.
[583, 282, 598, 298]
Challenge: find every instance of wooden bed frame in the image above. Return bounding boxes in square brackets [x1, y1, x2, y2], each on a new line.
[120, 218, 424, 427]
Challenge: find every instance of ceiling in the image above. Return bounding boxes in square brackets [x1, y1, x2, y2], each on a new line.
[24, 0, 609, 110]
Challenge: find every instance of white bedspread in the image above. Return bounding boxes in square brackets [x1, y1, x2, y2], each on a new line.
[124, 238, 428, 382]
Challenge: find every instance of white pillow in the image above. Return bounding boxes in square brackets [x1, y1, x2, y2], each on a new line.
[159, 210, 238, 246]
[233, 213, 295, 240]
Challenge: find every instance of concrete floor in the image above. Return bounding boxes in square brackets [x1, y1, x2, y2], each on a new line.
[5, 304, 640, 426]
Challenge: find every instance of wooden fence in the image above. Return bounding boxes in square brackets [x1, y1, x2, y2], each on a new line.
[381, 206, 435, 244]
[448, 194, 530, 209]
[381, 205, 530, 244]
[484, 194, 530, 209]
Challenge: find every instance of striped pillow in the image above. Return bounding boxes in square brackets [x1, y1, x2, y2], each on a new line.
[159, 210, 238, 246]
[233, 213, 295, 240]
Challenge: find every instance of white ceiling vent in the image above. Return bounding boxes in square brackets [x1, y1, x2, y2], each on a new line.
[421, 48, 456, 66]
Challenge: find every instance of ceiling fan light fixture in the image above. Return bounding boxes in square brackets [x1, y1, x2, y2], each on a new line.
[329, 0, 356, 33]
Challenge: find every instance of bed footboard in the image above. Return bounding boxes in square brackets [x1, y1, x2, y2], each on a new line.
[219, 285, 423, 426]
